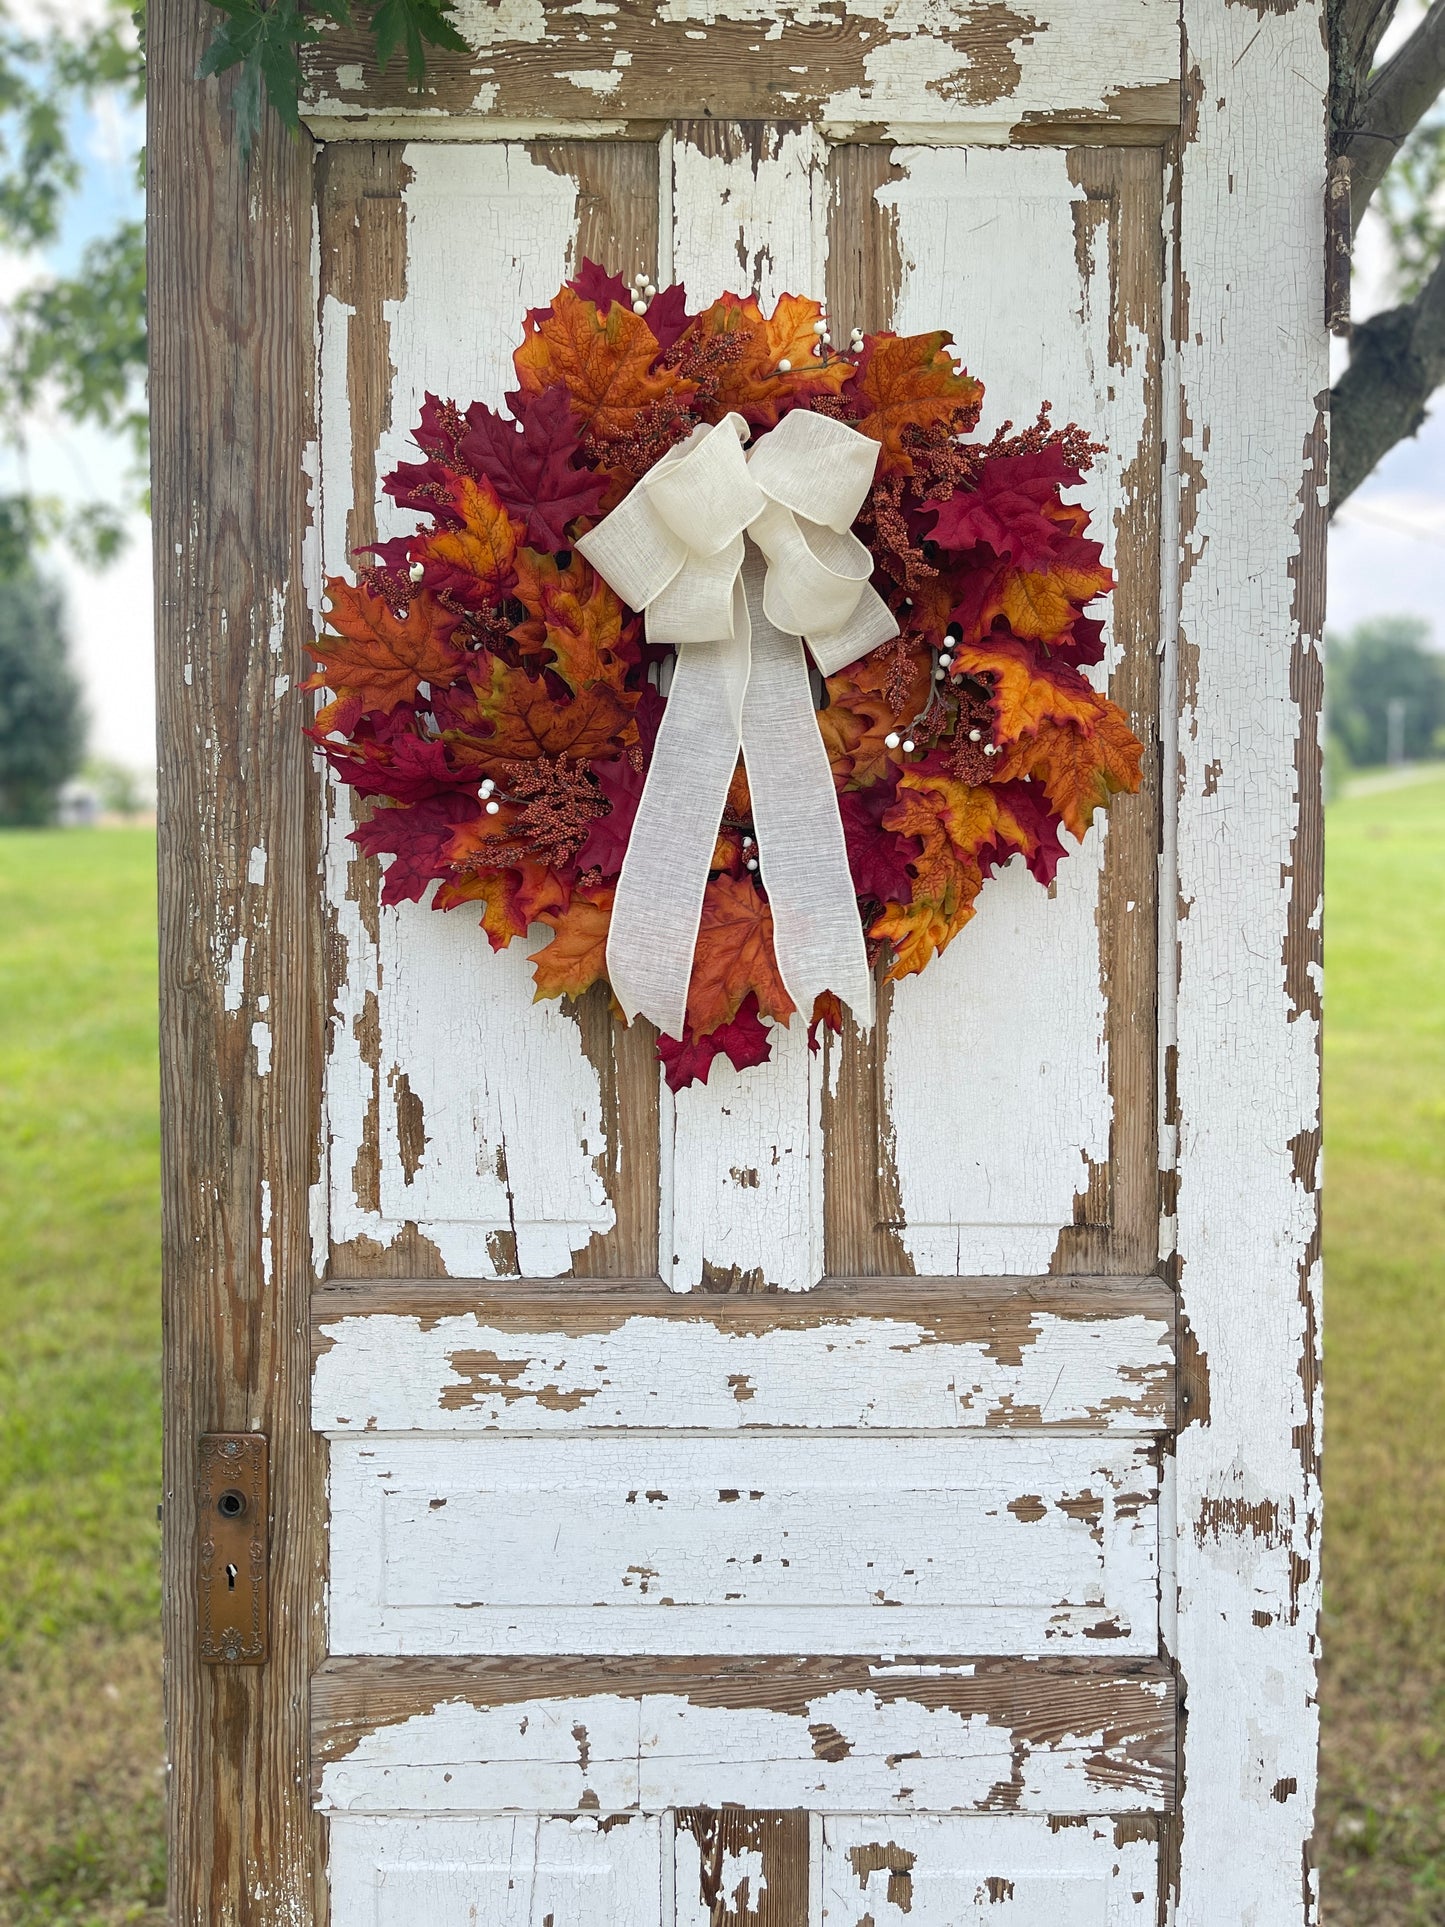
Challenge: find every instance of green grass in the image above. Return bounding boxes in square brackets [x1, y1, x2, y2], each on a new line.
[0, 792, 1442, 1921]
[0, 829, 164, 1924]
[1317, 764, 1445, 1922]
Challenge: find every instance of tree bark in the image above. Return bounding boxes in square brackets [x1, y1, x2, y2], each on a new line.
[1330, 241, 1445, 507]
[1343, 0, 1445, 228]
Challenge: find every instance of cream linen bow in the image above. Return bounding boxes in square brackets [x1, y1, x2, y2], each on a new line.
[576, 408, 898, 1044]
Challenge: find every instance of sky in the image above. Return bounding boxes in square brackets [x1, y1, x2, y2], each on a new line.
[7, 20, 1444, 774]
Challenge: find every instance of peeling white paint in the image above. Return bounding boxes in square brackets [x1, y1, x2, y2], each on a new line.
[223, 936, 247, 1014]
[251, 1019, 273, 1077]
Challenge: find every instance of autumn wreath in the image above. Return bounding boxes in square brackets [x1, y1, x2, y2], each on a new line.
[305, 263, 1143, 1090]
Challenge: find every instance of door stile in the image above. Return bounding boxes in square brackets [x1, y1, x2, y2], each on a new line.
[1170, 3, 1326, 1918]
[151, 0, 328, 1920]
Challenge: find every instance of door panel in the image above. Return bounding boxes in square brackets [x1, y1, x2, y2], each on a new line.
[318, 134, 1161, 1290]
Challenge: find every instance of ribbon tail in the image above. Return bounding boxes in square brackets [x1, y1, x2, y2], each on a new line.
[606, 625, 750, 1041]
[738, 553, 875, 1032]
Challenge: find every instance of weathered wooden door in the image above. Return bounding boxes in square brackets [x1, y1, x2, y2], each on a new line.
[152, 0, 1326, 1919]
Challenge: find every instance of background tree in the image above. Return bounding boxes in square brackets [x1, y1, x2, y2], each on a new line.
[1332, 0, 1445, 506]
[1327, 613, 1445, 762]
[0, 569, 84, 824]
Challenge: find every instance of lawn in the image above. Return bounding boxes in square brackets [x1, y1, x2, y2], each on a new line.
[0, 786, 1441, 1922]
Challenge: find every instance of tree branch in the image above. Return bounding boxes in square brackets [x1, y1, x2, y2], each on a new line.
[1330, 240, 1445, 507]
[1344, 0, 1445, 229]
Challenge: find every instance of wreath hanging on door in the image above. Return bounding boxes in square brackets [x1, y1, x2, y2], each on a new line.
[304, 263, 1143, 1091]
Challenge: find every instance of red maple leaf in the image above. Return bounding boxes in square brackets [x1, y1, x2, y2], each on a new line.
[657, 993, 774, 1091]
[458, 385, 611, 550]
[925, 448, 1086, 571]
[838, 781, 921, 905]
[350, 792, 481, 905]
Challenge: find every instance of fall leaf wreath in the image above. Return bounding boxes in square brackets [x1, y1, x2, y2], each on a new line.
[305, 263, 1144, 1091]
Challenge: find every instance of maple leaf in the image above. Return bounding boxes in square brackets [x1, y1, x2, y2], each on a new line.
[657, 993, 773, 1091]
[672, 292, 851, 430]
[304, 580, 465, 732]
[990, 707, 1144, 839]
[995, 547, 1112, 643]
[567, 260, 632, 312]
[643, 282, 693, 354]
[433, 858, 569, 951]
[871, 770, 1036, 977]
[451, 655, 636, 763]
[925, 447, 1086, 570]
[949, 635, 1111, 744]
[511, 547, 634, 694]
[808, 990, 843, 1053]
[572, 686, 665, 876]
[513, 287, 692, 445]
[320, 719, 463, 805]
[982, 778, 1067, 885]
[838, 781, 921, 905]
[411, 472, 522, 610]
[819, 641, 931, 787]
[686, 872, 796, 1035]
[847, 332, 984, 474]
[457, 385, 611, 550]
[530, 884, 614, 1001]
[349, 792, 481, 905]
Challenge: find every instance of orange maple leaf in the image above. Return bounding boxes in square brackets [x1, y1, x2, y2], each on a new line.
[434, 860, 570, 951]
[991, 708, 1144, 839]
[873, 771, 1036, 977]
[679, 292, 853, 429]
[529, 884, 614, 1001]
[511, 548, 632, 695]
[819, 643, 931, 787]
[997, 559, 1113, 641]
[451, 657, 636, 764]
[686, 872, 797, 1036]
[950, 636, 1110, 744]
[513, 288, 691, 445]
[849, 332, 984, 474]
[415, 473, 522, 604]
[304, 580, 465, 731]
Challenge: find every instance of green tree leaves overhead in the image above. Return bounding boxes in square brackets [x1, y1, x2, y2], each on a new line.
[199, 0, 467, 156]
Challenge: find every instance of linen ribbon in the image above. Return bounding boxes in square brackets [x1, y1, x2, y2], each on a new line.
[576, 408, 898, 1043]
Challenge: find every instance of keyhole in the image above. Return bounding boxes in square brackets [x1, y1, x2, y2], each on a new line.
[217, 1489, 246, 1519]
[225, 1563, 238, 1591]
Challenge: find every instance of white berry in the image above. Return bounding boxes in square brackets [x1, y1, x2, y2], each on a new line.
[939, 652, 952, 668]
[933, 666, 944, 680]
[777, 358, 792, 373]
[885, 731, 901, 749]
[742, 835, 754, 849]
[408, 561, 424, 582]
[644, 283, 656, 297]
[902, 738, 916, 754]
[486, 799, 501, 814]
[983, 743, 997, 757]
[631, 299, 647, 315]
[633, 272, 647, 286]
[746, 858, 758, 871]
[969, 729, 982, 743]
[480, 778, 495, 796]
[813, 319, 827, 334]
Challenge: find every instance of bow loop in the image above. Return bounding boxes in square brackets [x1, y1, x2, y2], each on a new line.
[575, 407, 898, 1042]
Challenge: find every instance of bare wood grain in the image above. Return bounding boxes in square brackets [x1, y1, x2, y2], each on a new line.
[311, 1655, 1177, 1800]
[1050, 145, 1164, 1276]
[677, 1807, 809, 1926]
[298, 7, 1181, 136]
[151, 5, 325, 1919]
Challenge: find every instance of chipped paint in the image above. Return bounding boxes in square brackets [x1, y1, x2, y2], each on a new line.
[312, 1297, 1174, 1434]
[327, 1433, 1159, 1656]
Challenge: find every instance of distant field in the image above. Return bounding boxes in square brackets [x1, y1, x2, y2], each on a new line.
[1315, 765, 1445, 1921]
[0, 790, 1441, 1922]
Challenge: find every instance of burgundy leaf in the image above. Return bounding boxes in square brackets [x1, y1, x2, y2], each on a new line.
[839, 780, 921, 905]
[657, 993, 773, 1091]
[926, 448, 1083, 571]
[350, 791, 481, 905]
[458, 385, 610, 550]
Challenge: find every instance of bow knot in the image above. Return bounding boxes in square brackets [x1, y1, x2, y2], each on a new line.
[577, 408, 898, 1044]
